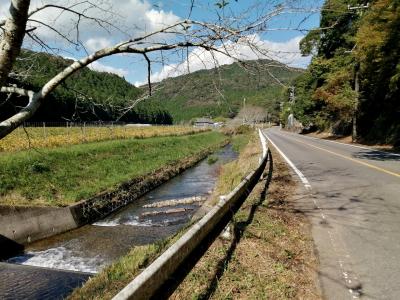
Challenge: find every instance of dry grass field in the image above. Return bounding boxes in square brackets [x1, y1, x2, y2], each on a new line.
[0, 125, 207, 152]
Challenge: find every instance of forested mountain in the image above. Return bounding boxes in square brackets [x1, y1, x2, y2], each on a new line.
[136, 60, 302, 122]
[0, 50, 172, 124]
[1, 50, 300, 125]
[288, 0, 400, 145]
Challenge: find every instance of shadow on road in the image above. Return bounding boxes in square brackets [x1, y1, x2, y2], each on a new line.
[353, 150, 400, 161]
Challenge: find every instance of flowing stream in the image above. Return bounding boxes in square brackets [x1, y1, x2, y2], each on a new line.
[0, 144, 237, 299]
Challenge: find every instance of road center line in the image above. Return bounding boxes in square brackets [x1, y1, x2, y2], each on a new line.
[283, 131, 400, 157]
[285, 134, 400, 178]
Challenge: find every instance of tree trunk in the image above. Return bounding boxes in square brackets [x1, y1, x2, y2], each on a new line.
[0, 0, 30, 87]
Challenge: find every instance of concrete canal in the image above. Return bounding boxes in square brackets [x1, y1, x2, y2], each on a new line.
[0, 145, 237, 299]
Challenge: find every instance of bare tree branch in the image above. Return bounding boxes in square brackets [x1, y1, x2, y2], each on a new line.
[1, 86, 34, 97]
[143, 53, 152, 96]
[0, 1, 319, 139]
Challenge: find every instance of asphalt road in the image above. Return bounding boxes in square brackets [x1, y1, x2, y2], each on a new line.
[264, 127, 400, 300]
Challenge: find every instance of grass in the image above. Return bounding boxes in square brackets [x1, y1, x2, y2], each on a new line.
[207, 155, 218, 165]
[170, 146, 320, 299]
[68, 225, 191, 300]
[0, 125, 208, 152]
[209, 132, 260, 204]
[0, 131, 226, 206]
[231, 133, 252, 153]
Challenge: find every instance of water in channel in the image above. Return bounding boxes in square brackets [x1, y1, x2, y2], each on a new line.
[0, 144, 237, 299]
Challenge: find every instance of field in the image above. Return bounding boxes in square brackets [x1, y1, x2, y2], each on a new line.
[0, 125, 208, 152]
[0, 131, 226, 206]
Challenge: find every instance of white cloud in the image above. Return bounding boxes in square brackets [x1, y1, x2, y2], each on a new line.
[88, 61, 128, 77]
[144, 8, 181, 32]
[1, 1, 311, 86]
[139, 35, 310, 85]
[18, 0, 181, 51]
[85, 38, 112, 52]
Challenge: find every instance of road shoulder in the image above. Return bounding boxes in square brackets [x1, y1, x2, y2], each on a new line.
[170, 147, 321, 299]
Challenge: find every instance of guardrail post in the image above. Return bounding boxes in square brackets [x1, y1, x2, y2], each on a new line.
[218, 196, 233, 241]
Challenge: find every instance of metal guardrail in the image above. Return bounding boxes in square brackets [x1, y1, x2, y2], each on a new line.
[113, 129, 269, 300]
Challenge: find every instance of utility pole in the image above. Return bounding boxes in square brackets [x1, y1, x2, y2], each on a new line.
[243, 97, 246, 124]
[352, 63, 360, 142]
[347, 3, 368, 142]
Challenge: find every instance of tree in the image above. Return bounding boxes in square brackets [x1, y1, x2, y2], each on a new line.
[293, 0, 399, 144]
[294, 0, 363, 134]
[237, 105, 268, 125]
[0, 0, 314, 139]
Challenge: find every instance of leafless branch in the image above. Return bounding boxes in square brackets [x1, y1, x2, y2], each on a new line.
[143, 53, 152, 96]
[1, 86, 34, 98]
[0, 0, 321, 139]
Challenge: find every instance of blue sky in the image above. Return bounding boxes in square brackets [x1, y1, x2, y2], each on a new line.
[1, 0, 324, 85]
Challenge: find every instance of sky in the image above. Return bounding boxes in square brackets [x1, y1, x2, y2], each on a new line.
[0, 0, 324, 86]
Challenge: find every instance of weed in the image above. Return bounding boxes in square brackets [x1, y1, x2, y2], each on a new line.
[207, 155, 218, 165]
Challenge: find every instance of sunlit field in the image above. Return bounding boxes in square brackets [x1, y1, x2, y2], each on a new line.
[0, 125, 208, 152]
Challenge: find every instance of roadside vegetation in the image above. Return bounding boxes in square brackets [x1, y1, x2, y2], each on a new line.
[0, 131, 225, 206]
[171, 146, 320, 299]
[286, 0, 400, 146]
[209, 130, 261, 205]
[0, 125, 207, 152]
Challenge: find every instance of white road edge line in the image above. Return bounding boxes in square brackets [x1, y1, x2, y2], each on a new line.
[266, 130, 360, 299]
[285, 130, 400, 157]
[265, 132, 312, 190]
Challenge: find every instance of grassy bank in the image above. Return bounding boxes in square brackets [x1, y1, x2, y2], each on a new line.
[171, 146, 320, 299]
[209, 132, 261, 206]
[0, 131, 226, 206]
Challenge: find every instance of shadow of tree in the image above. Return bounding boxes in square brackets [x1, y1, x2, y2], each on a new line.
[196, 149, 274, 300]
[353, 150, 400, 161]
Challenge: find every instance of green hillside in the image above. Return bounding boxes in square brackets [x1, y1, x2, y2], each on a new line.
[2, 51, 301, 124]
[1, 50, 171, 124]
[137, 60, 302, 122]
